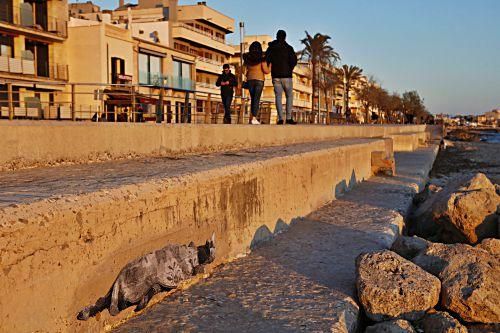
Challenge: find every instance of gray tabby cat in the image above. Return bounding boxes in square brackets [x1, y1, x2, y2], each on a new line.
[77, 233, 215, 320]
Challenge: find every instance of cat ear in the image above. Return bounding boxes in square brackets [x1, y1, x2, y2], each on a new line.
[210, 232, 215, 245]
[188, 241, 195, 247]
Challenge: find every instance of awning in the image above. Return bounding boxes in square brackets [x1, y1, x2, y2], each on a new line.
[139, 47, 166, 58]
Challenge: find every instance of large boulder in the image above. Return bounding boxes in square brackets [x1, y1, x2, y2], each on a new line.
[467, 324, 500, 333]
[417, 311, 468, 333]
[365, 320, 416, 333]
[440, 251, 500, 324]
[390, 236, 430, 260]
[356, 250, 441, 322]
[412, 242, 480, 276]
[410, 173, 499, 244]
[476, 238, 500, 257]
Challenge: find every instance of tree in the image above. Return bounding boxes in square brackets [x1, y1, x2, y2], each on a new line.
[402, 91, 430, 124]
[319, 66, 341, 123]
[338, 65, 363, 118]
[356, 77, 380, 123]
[300, 32, 340, 119]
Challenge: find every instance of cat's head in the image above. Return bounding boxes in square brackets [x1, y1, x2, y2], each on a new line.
[197, 233, 216, 265]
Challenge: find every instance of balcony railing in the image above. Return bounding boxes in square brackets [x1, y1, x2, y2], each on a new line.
[197, 56, 224, 67]
[175, 23, 227, 44]
[195, 81, 218, 90]
[0, 55, 68, 81]
[0, 3, 67, 37]
[138, 71, 195, 91]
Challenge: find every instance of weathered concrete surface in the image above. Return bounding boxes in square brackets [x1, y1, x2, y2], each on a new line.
[113, 147, 438, 333]
[0, 139, 393, 333]
[0, 121, 438, 170]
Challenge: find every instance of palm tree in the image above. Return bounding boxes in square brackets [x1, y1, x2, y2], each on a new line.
[338, 65, 363, 120]
[319, 67, 341, 123]
[300, 32, 340, 119]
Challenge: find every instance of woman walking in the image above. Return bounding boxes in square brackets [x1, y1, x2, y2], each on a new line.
[243, 41, 271, 124]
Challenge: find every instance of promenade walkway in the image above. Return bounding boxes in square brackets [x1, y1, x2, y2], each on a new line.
[113, 147, 437, 333]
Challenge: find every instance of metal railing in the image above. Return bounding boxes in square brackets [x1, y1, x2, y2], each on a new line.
[0, 3, 67, 37]
[0, 81, 392, 125]
[174, 23, 227, 44]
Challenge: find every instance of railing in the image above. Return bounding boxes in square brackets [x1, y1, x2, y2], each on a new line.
[0, 81, 412, 125]
[0, 55, 68, 80]
[196, 56, 224, 67]
[174, 23, 227, 45]
[138, 71, 195, 91]
[0, 3, 67, 37]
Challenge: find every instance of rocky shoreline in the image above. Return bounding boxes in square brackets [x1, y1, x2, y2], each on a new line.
[354, 128, 500, 332]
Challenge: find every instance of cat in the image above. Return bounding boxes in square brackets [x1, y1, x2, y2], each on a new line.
[77, 233, 215, 320]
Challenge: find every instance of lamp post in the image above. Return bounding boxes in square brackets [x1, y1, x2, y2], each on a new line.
[239, 21, 245, 99]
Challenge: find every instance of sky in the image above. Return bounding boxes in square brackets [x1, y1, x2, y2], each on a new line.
[88, 0, 500, 115]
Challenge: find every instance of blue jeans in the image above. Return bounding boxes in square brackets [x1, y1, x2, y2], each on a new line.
[272, 78, 293, 121]
[247, 80, 264, 117]
[221, 93, 233, 121]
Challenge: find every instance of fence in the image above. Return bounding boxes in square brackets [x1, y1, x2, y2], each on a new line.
[0, 80, 358, 125]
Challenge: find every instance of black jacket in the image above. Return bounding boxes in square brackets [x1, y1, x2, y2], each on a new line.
[216, 71, 237, 96]
[266, 40, 298, 78]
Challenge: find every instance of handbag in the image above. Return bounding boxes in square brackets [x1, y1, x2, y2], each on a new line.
[242, 81, 249, 90]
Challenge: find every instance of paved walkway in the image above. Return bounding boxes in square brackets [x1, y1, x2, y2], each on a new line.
[0, 139, 375, 208]
[113, 147, 437, 333]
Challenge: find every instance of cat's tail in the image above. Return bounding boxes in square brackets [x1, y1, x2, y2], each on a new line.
[109, 278, 121, 316]
[76, 288, 112, 321]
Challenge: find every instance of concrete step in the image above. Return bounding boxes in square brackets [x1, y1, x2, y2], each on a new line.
[113, 147, 438, 333]
[1, 138, 399, 333]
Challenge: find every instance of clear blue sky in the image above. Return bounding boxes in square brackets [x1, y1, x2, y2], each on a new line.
[88, 0, 500, 115]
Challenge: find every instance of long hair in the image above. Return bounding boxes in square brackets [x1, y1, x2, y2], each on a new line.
[243, 41, 265, 66]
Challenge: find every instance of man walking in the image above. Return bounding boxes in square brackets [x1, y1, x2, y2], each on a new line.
[266, 30, 298, 125]
[216, 64, 237, 124]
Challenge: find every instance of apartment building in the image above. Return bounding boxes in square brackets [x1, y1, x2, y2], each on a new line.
[231, 35, 313, 122]
[66, 16, 195, 121]
[111, 0, 235, 110]
[0, 0, 69, 119]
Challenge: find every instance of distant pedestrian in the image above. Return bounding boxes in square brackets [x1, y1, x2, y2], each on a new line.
[266, 30, 298, 125]
[216, 64, 237, 124]
[244, 41, 271, 125]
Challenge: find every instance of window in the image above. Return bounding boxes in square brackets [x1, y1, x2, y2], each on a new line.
[111, 57, 125, 84]
[173, 60, 192, 90]
[139, 52, 162, 85]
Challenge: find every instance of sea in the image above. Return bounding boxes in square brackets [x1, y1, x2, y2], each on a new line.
[479, 131, 500, 143]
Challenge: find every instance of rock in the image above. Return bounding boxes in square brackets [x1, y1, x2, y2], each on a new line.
[476, 238, 500, 256]
[434, 173, 499, 244]
[391, 236, 430, 260]
[356, 250, 441, 322]
[418, 311, 468, 333]
[440, 250, 500, 324]
[410, 173, 499, 244]
[412, 242, 481, 276]
[365, 319, 416, 333]
[467, 323, 500, 333]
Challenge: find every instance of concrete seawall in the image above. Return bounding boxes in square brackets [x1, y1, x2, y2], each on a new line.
[0, 121, 441, 170]
[1, 138, 394, 333]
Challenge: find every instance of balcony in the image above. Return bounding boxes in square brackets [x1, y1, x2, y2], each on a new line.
[195, 81, 219, 95]
[0, 3, 67, 41]
[0, 55, 68, 81]
[177, 5, 235, 33]
[138, 71, 195, 91]
[172, 23, 234, 55]
[196, 56, 224, 74]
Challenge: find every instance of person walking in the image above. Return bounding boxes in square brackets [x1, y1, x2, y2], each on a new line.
[244, 41, 271, 125]
[266, 30, 298, 125]
[216, 64, 237, 124]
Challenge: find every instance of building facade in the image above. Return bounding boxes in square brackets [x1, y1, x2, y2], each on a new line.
[0, 0, 69, 119]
